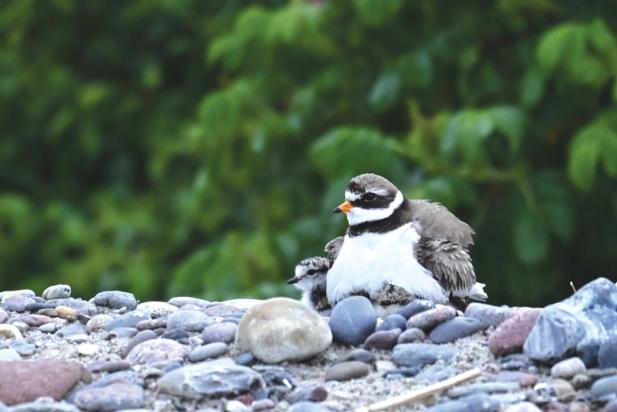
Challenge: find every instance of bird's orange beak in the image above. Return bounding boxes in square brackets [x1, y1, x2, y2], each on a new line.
[332, 200, 353, 214]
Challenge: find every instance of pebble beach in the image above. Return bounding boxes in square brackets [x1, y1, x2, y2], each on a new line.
[1, 277, 617, 411]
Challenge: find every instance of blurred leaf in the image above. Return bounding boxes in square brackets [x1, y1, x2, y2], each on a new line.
[513, 211, 548, 264]
[568, 122, 617, 190]
[353, 0, 403, 26]
[487, 106, 525, 153]
[369, 70, 401, 112]
[520, 67, 545, 108]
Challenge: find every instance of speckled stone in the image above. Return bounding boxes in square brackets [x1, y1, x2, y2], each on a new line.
[136, 301, 178, 318]
[166, 310, 210, 332]
[42, 285, 72, 300]
[392, 343, 456, 368]
[429, 316, 484, 343]
[489, 308, 542, 356]
[201, 322, 237, 344]
[125, 338, 187, 365]
[74, 382, 144, 411]
[189, 342, 229, 362]
[465, 303, 513, 328]
[92, 291, 137, 310]
[406, 306, 456, 332]
[363, 328, 401, 350]
[168, 296, 211, 308]
[397, 327, 426, 344]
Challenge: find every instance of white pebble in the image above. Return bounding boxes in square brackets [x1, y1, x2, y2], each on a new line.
[0, 324, 23, 339]
[551, 357, 586, 379]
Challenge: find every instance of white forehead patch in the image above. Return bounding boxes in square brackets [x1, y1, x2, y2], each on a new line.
[345, 190, 361, 201]
[346, 191, 404, 225]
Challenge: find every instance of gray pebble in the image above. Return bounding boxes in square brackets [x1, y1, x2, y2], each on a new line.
[392, 343, 456, 368]
[329, 296, 377, 345]
[105, 327, 138, 339]
[376, 314, 407, 331]
[336, 348, 376, 365]
[234, 352, 254, 366]
[599, 334, 617, 368]
[397, 327, 426, 344]
[166, 310, 210, 332]
[0, 348, 21, 361]
[136, 318, 166, 331]
[324, 361, 370, 381]
[287, 401, 330, 412]
[168, 296, 211, 308]
[87, 360, 132, 373]
[429, 316, 484, 343]
[103, 311, 150, 331]
[92, 291, 138, 310]
[55, 323, 88, 337]
[363, 328, 401, 350]
[415, 364, 456, 383]
[395, 299, 435, 319]
[8, 340, 36, 356]
[201, 322, 237, 344]
[122, 330, 157, 357]
[42, 284, 72, 300]
[39, 323, 59, 333]
[89, 370, 145, 389]
[465, 302, 513, 328]
[590, 374, 617, 400]
[427, 393, 499, 412]
[189, 342, 229, 362]
[550, 357, 586, 379]
[75, 382, 144, 411]
[2, 295, 36, 312]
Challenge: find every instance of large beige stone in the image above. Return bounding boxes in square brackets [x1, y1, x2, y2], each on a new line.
[237, 297, 332, 363]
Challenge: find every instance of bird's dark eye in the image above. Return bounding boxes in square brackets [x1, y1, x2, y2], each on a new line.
[363, 193, 377, 201]
[307, 269, 316, 275]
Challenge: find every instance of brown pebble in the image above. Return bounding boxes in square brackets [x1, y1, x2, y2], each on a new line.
[36, 308, 58, 317]
[55, 306, 77, 321]
[20, 314, 53, 327]
[136, 319, 166, 330]
[488, 308, 542, 356]
[552, 379, 576, 403]
[519, 373, 539, 387]
[571, 373, 591, 389]
[406, 306, 456, 331]
[325, 361, 370, 382]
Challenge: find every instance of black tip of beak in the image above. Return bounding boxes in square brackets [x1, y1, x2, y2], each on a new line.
[332, 207, 341, 214]
[286, 277, 299, 284]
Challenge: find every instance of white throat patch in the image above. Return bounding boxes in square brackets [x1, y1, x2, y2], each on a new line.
[346, 190, 404, 226]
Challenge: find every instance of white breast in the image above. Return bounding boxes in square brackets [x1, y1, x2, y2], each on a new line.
[326, 223, 447, 305]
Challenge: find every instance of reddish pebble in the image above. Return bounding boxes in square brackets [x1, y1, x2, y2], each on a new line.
[488, 308, 542, 356]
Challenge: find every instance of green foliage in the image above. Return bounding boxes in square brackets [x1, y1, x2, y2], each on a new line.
[1, 0, 616, 306]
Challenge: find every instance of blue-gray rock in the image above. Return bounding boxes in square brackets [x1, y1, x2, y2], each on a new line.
[288, 386, 328, 404]
[160, 328, 191, 342]
[447, 381, 520, 398]
[363, 328, 401, 350]
[45, 298, 97, 315]
[87, 360, 131, 373]
[376, 314, 407, 332]
[74, 382, 144, 411]
[524, 277, 617, 365]
[88, 370, 144, 389]
[234, 352, 255, 366]
[42, 285, 72, 300]
[324, 361, 370, 382]
[125, 338, 187, 365]
[201, 322, 237, 344]
[392, 343, 456, 368]
[203, 303, 243, 317]
[395, 299, 435, 319]
[415, 364, 456, 383]
[383, 367, 421, 379]
[2, 295, 35, 312]
[550, 357, 586, 379]
[465, 303, 513, 328]
[429, 316, 484, 344]
[135, 301, 178, 318]
[397, 327, 426, 344]
[55, 323, 87, 337]
[590, 374, 617, 400]
[426, 393, 499, 412]
[189, 342, 229, 362]
[287, 402, 330, 412]
[92, 291, 137, 310]
[9, 399, 79, 412]
[0, 348, 21, 361]
[7, 340, 36, 356]
[103, 311, 150, 331]
[606, 400, 617, 412]
[158, 358, 265, 398]
[168, 296, 211, 308]
[336, 348, 376, 365]
[599, 334, 617, 368]
[166, 310, 210, 332]
[329, 296, 377, 345]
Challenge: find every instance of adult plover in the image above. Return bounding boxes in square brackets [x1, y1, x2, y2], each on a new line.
[286, 256, 331, 312]
[326, 173, 487, 307]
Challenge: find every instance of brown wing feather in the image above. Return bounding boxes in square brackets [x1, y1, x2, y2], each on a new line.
[415, 238, 476, 293]
[409, 200, 475, 247]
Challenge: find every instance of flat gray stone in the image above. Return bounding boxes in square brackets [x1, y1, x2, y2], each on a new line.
[189, 342, 228, 362]
[74, 383, 144, 411]
[324, 361, 370, 382]
[92, 291, 137, 310]
[42, 285, 72, 300]
[392, 343, 456, 368]
[166, 310, 210, 332]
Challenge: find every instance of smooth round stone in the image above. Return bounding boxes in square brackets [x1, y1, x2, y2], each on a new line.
[552, 379, 576, 402]
[42, 285, 72, 300]
[136, 301, 178, 318]
[87, 314, 114, 332]
[201, 322, 238, 344]
[324, 361, 370, 382]
[288, 386, 328, 404]
[392, 343, 456, 368]
[0, 289, 35, 301]
[415, 364, 456, 383]
[429, 316, 484, 344]
[158, 358, 265, 398]
[234, 352, 255, 366]
[0, 309, 7, 323]
[329, 296, 377, 345]
[490, 308, 543, 356]
[19, 314, 53, 327]
[55, 323, 87, 337]
[121, 330, 157, 357]
[92, 291, 138, 310]
[168, 296, 211, 309]
[395, 299, 435, 319]
[2, 295, 35, 313]
[8, 340, 36, 356]
[427, 393, 497, 412]
[106, 327, 138, 339]
[406, 306, 456, 332]
[505, 402, 542, 412]
[166, 310, 210, 332]
[126, 338, 187, 365]
[87, 360, 131, 373]
[288, 401, 329, 412]
[336, 348, 376, 365]
[136, 318, 166, 330]
[376, 314, 407, 332]
[89, 370, 144, 389]
[45, 298, 97, 316]
[161, 328, 191, 343]
[606, 400, 617, 412]
[189, 342, 229, 362]
[363, 328, 401, 350]
[0, 348, 21, 361]
[590, 375, 617, 399]
[568, 401, 590, 412]
[550, 357, 586, 379]
[598, 334, 617, 368]
[397, 327, 426, 344]
[465, 302, 513, 328]
[74, 382, 144, 411]
[238, 298, 332, 363]
[103, 311, 150, 331]
[55, 306, 78, 321]
[39, 323, 58, 333]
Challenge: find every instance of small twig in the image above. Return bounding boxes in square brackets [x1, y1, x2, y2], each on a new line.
[355, 368, 482, 412]
[570, 281, 577, 293]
